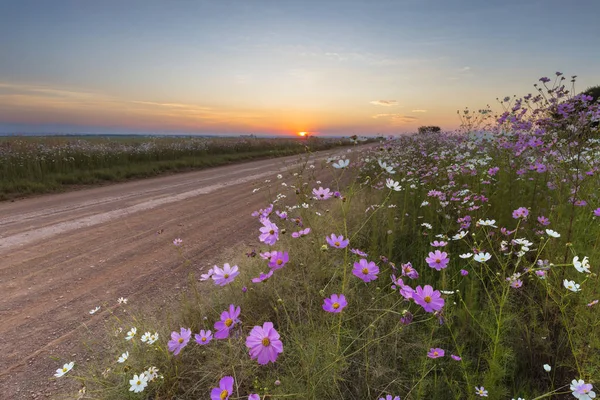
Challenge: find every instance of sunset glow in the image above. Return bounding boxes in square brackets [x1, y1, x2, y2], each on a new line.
[298, 132, 307, 137]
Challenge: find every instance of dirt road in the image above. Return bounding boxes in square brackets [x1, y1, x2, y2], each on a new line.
[0, 147, 354, 399]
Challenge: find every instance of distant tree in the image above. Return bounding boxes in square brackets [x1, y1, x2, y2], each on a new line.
[417, 126, 441, 134]
[583, 85, 600, 103]
[548, 85, 599, 137]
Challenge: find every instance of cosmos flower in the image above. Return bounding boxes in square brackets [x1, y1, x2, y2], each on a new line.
[291, 228, 311, 238]
[573, 256, 591, 274]
[117, 351, 129, 363]
[333, 159, 350, 169]
[512, 207, 529, 219]
[268, 251, 289, 270]
[326, 233, 349, 249]
[545, 229, 560, 238]
[401, 262, 419, 279]
[214, 304, 241, 339]
[129, 373, 148, 393]
[413, 285, 444, 312]
[563, 279, 581, 292]
[212, 263, 240, 286]
[425, 250, 450, 271]
[195, 330, 213, 345]
[211, 376, 234, 400]
[351, 248, 368, 257]
[473, 253, 492, 263]
[323, 294, 347, 313]
[352, 259, 379, 282]
[570, 379, 595, 400]
[245, 322, 283, 365]
[379, 396, 401, 400]
[427, 348, 445, 358]
[125, 327, 137, 341]
[313, 187, 333, 200]
[252, 270, 274, 283]
[475, 386, 488, 397]
[451, 354, 462, 361]
[168, 328, 191, 355]
[259, 219, 279, 245]
[54, 362, 74, 378]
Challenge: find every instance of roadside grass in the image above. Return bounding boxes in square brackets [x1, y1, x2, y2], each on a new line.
[0, 136, 358, 200]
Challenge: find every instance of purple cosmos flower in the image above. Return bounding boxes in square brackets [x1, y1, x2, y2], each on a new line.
[570, 379, 595, 399]
[260, 251, 274, 260]
[173, 238, 183, 246]
[199, 268, 214, 281]
[248, 395, 261, 400]
[212, 263, 239, 286]
[460, 269, 469, 276]
[251, 270, 274, 283]
[323, 294, 347, 313]
[475, 386, 488, 397]
[451, 354, 462, 361]
[396, 278, 415, 300]
[379, 396, 401, 400]
[194, 330, 213, 345]
[587, 300, 599, 307]
[291, 228, 311, 238]
[427, 348, 445, 358]
[211, 376, 234, 400]
[326, 234, 349, 249]
[512, 207, 529, 219]
[537, 216, 550, 226]
[168, 328, 191, 356]
[275, 210, 287, 219]
[401, 262, 419, 279]
[245, 322, 283, 365]
[352, 259, 379, 282]
[430, 240, 448, 247]
[313, 187, 333, 200]
[510, 279, 523, 289]
[259, 219, 279, 245]
[268, 251, 289, 270]
[425, 250, 450, 271]
[400, 311, 413, 325]
[351, 248, 368, 257]
[594, 208, 600, 217]
[413, 285, 445, 312]
[214, 304, 241, 339]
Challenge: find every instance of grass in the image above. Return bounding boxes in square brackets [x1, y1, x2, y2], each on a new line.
[0, 135, 358, 200]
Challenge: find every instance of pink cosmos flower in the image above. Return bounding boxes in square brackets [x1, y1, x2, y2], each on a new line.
[379, 396, 400, 400]
[594, 208, 600, 217]
[248, 395, 261, 400]
[211, 376, 234, 400]
[326, 234, 349, 249]
[512, 207, 529, 219]
[451, 354, 462, 361]
[259, 251, 274, 260]
[194, 330, 213, 345]
[413, 285, 445, 312]
[401, 262, 419, 279]
[245, 322, 283, 365]
[460, 269, 469, 276]
[425, 250, 450, 271]
[291, 228, 311, 238]
[588, 300, 599, 307]
[268, 251, 289, 270]
[430, 240, 448, 247]
[323, 294, 347, 313]
[570, 379, 595, 399]
[313, 187, 333, 200]
[351, 248, 368, 257]
[427, 348, 445, 358]
[214, 304, 241, 339]
[173, 238, 183, 246]
[275, 210, 287, 219]
[537, 215, 550, 226]
[352, 259, 379, 282]
[212, 263, 239, 286]
[259, 219, 279, 245]
[251, 270, 274, 283]
[167, 327, 191, 355]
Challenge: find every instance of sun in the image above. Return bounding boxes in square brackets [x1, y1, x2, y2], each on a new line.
[298, 131, 308, 137]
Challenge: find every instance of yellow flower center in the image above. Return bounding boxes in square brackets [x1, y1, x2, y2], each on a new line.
[334, 241, 340, 247]
[262, 337, 271, 346]
[220, 390, 229, 399]
[269, 230, 275, 235]
[62, 368, 67, 372]
[225, 318, 233, 327]
[224, 273, 230, 279]
[333, 302, 340, 309]
[362, 268, 369, 275]
[202, 337, 206, 342]
[433, 351, 439, 357]
[435, 258, 441, 263]
[178, 337, 184, 344]
[277, 259, 283, 265]
[136, 380, 141, 385]
[424, 296, 432, 303]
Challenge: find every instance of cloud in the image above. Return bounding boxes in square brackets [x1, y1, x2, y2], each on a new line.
[411, 109, 427, 113]
[370, 100, 398, 107]
[459, 66, 471, 72]
[372, 114, 418, 123]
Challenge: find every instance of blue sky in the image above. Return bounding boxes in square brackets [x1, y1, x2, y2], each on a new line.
[1, 0, 599, 135]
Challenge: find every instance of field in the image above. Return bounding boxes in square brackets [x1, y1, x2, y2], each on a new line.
[45, 76, 600, 399]
[0, 135, 355, 200]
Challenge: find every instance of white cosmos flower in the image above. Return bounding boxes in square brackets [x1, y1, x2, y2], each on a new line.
[452, 231, 467, 240]
[125, 327, 137, 341]
[573, 256, 591, 274]
[89, 306, 101, 315]
[118, 351, 129, 363]
[333, 159, 350, 169]
[386, 178, 401, 191]
[545, 229, 560, 238]
[543, 364, 551, 372]
[145, 367, 159, 381]
[277, 174, 283, 179]
[147, 332, 159, 345]
[117, 297, 128, 304]
[129, 373, 148, 393]
[54, 362, 74, 378]
[459, 253, 473, 259]
[421, 223, 432, 229]
[421, 201, 430, 207]
[474, 253, 492, 263]
[477, 219, 497, 228]
[141, 332, 151, 343]
[563, 279, 581, 292]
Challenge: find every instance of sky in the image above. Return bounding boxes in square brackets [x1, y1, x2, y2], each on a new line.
[1, 0, 599, 136]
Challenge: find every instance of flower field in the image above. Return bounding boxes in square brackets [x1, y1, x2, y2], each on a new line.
[0, 135, 351, 200]
[59, 75, 599, 399]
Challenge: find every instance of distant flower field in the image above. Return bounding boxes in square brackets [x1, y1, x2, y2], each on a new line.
[57, 75, 599, 399]
[0, 135, 353, 200]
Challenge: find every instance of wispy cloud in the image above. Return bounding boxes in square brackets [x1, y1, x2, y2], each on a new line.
[372, 114, 418, 123]
[370, 100, 398, 106]
[411, 109, 427, 113]
[459, 66, 471, 72]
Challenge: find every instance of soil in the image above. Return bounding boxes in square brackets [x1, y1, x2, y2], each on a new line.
[0, 147, 362, 399]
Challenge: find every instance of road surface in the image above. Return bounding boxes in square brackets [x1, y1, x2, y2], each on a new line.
[0, 147, 354, 398]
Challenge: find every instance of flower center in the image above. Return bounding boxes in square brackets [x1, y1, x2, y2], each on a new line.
[424, 296, 432, 303]
[334, 241, 340, 247]
[333, 302, 340, 309]
[269, 230, 275, 235]
[225, 318, 233, 327]
[178, 337, 184, 344]
[202, 337, 206, 342]
[433, 351, 439, 356]
[224, 273, 230, 279]
[362, 268, 369, 275]
[62, 368, 67, 372]
[277, 259, 283, 265]
[435, 258, 441, 263]
[262, 337, 271, 346]
[320, 194, 324, 198]
[220, 390, 229, 400]
[137, 380, 141, 385]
